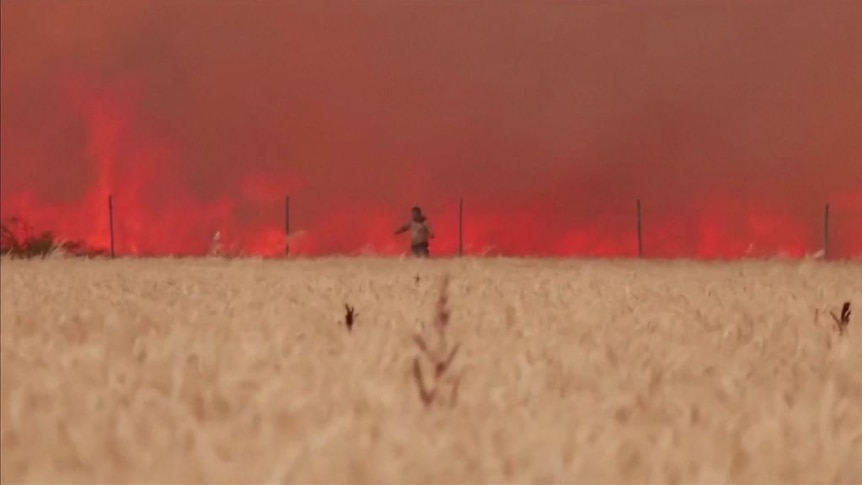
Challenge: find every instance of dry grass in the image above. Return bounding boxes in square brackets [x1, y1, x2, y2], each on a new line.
[1, 256, 861, 483]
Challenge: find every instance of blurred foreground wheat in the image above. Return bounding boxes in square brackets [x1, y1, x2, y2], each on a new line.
[1, 257, 861, 483]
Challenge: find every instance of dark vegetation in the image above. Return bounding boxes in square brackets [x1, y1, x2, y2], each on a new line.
[413, 275, 461, 408]
[0, 217, 106, 258]
[342, 304, 357, 332]
[831, 302, 851, 336]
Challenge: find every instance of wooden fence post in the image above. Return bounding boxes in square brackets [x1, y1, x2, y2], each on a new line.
[636, 199, 643, 258]
[108, 193, 115, 259]
[458, 197, 464, 257]
[823, 203, 830, 260]
[285, 195, 291, 256]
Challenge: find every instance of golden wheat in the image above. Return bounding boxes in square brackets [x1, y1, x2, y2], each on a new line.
[1, 256, 861, 483]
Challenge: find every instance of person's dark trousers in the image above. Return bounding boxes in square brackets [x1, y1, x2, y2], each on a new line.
[411, 242, 430, 257]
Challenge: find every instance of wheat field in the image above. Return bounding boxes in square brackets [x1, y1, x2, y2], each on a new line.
[1, 256, 860, 483]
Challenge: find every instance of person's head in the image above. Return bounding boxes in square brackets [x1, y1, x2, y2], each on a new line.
[411, 206, 423, 221]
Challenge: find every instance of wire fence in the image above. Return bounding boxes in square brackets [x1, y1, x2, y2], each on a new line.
[3, 192, 858, 259]
[90, 193, 859, 260]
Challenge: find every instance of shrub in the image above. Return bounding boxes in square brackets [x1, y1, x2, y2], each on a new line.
[0, 217, 105, 258]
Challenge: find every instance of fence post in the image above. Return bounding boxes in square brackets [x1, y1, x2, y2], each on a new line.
[823, 203, 830, 260]
[636, 199, 643, 258]
[458, 197, 464, 257]
[108, 193, 115, 259]
[285, 195, 291, 257]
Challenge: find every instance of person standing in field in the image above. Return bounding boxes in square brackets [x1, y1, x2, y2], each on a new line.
[394, 206, 435, 257]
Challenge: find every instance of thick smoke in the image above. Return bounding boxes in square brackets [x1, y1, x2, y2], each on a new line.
[2, 1, 860, 257]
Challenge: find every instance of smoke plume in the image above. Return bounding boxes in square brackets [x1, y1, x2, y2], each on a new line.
[2, 0, 860, 258]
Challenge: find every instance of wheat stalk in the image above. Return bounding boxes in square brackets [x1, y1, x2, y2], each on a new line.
[830, 302, 851, 336]
[342, 304, 357, 332]
[412, 275, 461, 408]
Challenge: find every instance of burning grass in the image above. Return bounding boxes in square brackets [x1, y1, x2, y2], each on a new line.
[1, 257, 861, 482]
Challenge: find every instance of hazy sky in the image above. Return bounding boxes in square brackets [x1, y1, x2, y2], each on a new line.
[1, 0, 860, 255]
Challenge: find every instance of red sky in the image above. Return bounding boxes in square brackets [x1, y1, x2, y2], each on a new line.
[1, 0, 860, 258]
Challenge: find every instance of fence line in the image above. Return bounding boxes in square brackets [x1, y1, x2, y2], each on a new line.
[99, 195, 843, 259]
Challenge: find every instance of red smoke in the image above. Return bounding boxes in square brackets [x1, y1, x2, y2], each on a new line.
[2, 1, 860, 259]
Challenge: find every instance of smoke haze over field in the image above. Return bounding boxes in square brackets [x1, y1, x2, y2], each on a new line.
[1, 0, 860, 257]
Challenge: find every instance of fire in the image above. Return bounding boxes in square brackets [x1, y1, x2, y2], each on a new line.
[1, 84, 859, 259]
